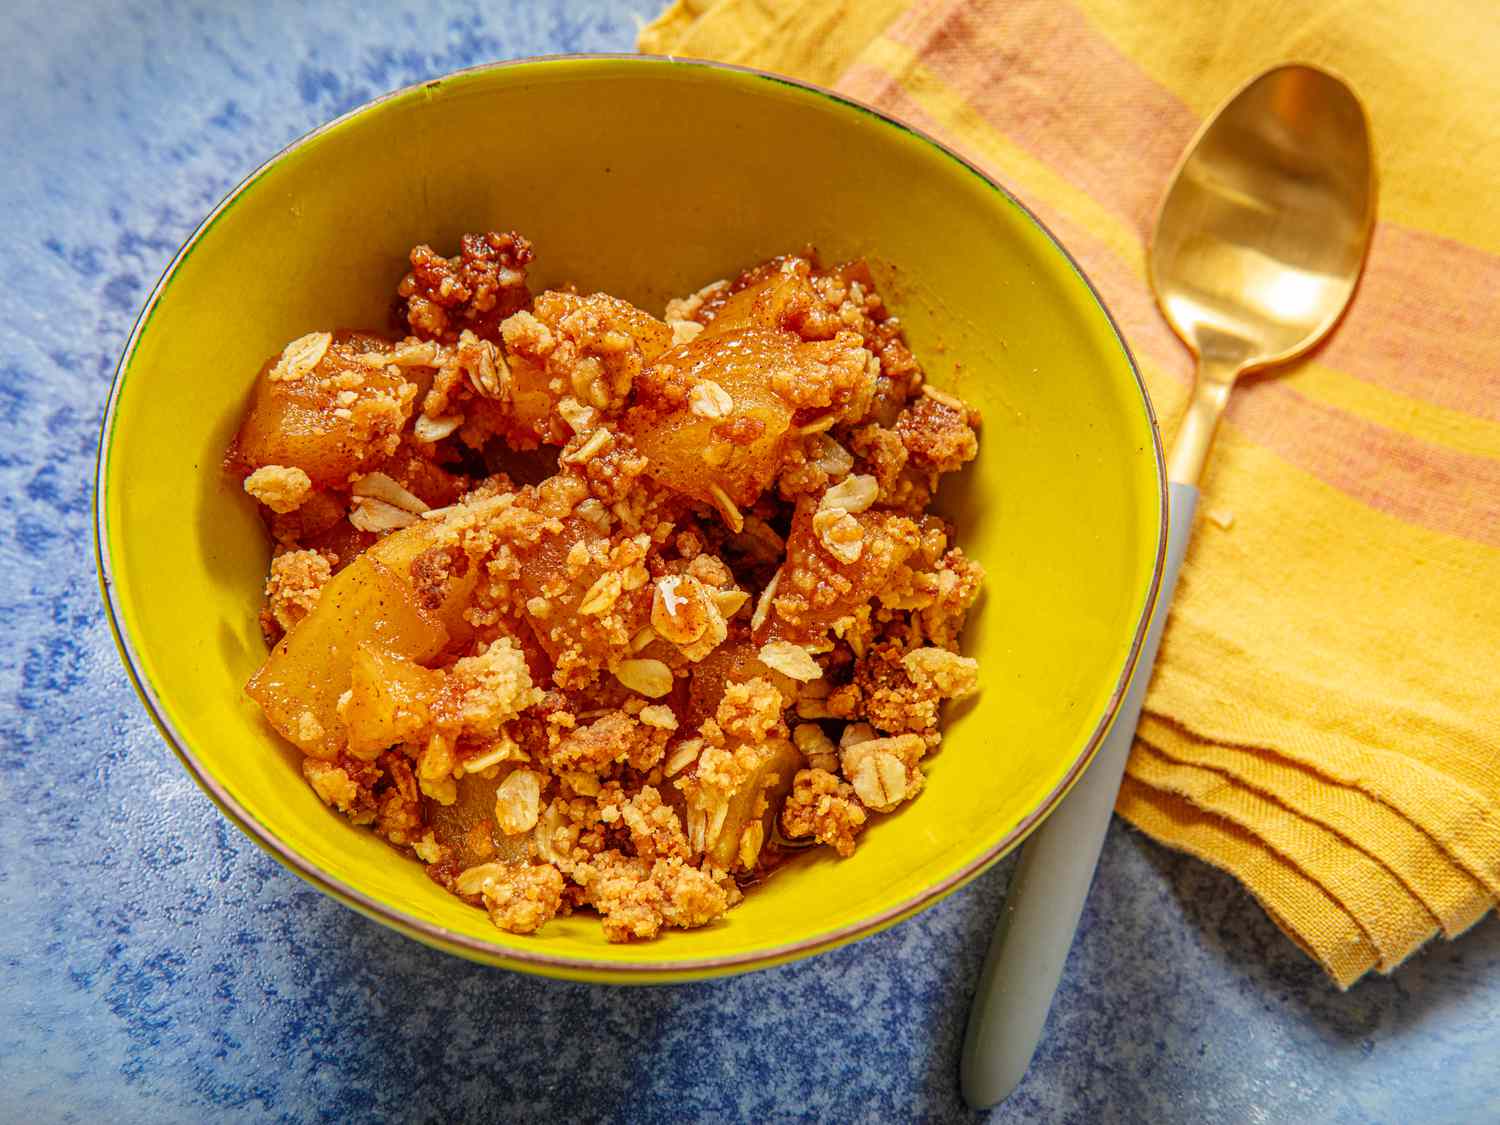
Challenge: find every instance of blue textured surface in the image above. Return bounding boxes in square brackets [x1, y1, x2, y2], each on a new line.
[3, 2, 1498, 1121]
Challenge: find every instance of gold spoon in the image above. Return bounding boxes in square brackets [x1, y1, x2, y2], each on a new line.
[961, 64, 1376, 1109]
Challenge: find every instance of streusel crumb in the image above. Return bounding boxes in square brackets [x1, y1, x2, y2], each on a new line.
[450, 640, 541, 739]
[781, 768, 868, 857]
[397, 230, 534, 343]
[245, 464, 313, 514]
[486, 863, 565, 934]
[264, 548, 331, 633]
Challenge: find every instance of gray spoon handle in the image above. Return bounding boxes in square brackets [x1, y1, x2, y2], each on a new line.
[960, 481, 1198, 1109]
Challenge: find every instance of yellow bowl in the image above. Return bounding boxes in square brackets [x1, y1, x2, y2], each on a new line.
[95, 56, 1165, 982]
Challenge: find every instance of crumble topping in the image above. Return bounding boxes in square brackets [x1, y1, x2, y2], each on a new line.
[233, 233, 984, 942]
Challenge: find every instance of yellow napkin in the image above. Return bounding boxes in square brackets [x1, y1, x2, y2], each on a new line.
[641, 0, 1500, 987]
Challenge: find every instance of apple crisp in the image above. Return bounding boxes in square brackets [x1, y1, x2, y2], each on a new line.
[228, 232, 983, 942]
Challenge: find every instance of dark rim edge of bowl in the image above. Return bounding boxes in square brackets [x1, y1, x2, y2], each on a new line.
[93, 52, 1169, 979]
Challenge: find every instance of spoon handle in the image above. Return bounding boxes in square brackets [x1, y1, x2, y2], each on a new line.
[960, 481, 1198, 1110]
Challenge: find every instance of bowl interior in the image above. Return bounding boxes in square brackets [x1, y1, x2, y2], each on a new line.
[98, 58, 1163, 980]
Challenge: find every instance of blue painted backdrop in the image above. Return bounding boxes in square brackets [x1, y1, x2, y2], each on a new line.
[2, 2, 1496, 1121]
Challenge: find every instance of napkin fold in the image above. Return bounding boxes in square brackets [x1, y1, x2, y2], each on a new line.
[642, 0, 1500, 986]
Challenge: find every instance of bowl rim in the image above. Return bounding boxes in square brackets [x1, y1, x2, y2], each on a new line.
[93, 52, 1167, 979]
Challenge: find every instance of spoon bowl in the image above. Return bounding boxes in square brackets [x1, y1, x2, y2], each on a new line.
[1151, 64, 1376, 370]
[1153, 64, 1375, 484]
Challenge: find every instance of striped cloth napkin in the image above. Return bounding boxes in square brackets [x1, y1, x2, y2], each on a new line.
[640, 0, 1500, 987]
